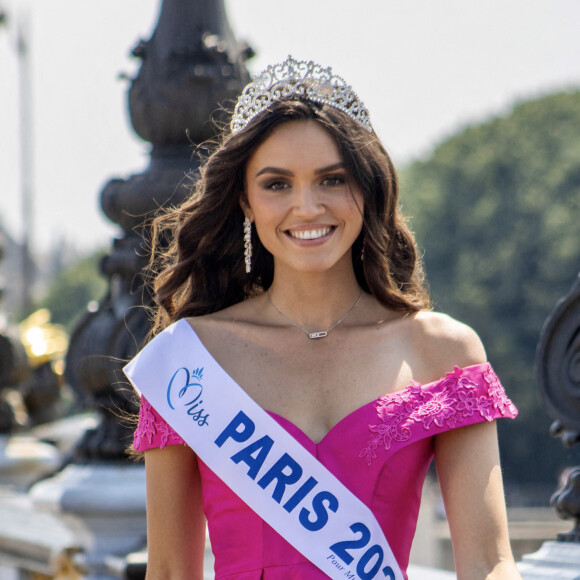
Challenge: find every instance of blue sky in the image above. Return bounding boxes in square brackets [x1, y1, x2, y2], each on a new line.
[1, 0, 579, 253]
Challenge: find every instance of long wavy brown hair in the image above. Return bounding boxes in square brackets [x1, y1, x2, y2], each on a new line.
[147, 98, 430, 335]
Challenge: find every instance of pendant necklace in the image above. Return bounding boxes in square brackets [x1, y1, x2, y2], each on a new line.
[267, 289, 363, 339]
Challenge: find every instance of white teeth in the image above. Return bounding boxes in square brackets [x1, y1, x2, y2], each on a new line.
[290, 227, 332, 240]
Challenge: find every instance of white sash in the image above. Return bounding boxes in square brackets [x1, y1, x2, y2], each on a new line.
[123, 319, 403, 580]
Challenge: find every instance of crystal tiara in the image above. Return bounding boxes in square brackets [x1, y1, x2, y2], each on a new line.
[230, 56, 373, 134]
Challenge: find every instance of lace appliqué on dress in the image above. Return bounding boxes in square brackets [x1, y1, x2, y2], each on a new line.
[359, 364, 516, 466]
[133, 396, 186, 451]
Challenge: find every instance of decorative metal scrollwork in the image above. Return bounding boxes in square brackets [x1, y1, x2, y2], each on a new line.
[551, 466, 580, 542]
[536, 274, 580, 447]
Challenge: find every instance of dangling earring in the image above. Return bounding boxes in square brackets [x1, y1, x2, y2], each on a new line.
[360, 237, 366, 262]
[244, 216, 253, 274]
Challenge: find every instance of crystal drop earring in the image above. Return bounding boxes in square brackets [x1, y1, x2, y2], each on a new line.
[244, 217, 252, 274]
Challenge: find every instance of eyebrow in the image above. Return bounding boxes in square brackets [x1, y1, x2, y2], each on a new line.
[255, 166, 293, 178]
[254, 162, 346, 178]
[314, 162, 345, 175]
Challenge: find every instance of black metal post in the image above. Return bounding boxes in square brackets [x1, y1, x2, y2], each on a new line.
[536, 273, 580, 541]
[64, 0, 252, 462]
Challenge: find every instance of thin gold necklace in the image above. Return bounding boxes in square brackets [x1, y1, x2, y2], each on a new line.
[267, 289, 363, 339]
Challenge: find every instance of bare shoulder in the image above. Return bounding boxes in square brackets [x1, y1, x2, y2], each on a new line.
[184, 295, 265, 342]
[412, 311, 487, 377]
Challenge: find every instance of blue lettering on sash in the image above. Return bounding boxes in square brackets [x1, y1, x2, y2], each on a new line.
[283, 476, 318, 513]
[215, 411, 255, 447]
[299, 491, 339, 531]
[166, 367, 210, 426]
[214, 411, 340, 537]
[231, 435, 274, 479]
[257, 453, 303, 502]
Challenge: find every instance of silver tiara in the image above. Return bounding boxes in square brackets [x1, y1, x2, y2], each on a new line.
[230, 56, 373, 134]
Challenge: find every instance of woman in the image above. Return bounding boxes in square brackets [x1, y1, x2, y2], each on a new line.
[126, 57, 521, 579]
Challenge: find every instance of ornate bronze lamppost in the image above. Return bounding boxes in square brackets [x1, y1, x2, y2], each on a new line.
[537, 274, 580, 539]
[519, 273, 580, 577]
[65, 0, 251, 462]
[26, 2, 252, 578]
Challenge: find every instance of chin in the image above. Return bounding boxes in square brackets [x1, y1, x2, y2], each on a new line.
[287, 257, 352, 276]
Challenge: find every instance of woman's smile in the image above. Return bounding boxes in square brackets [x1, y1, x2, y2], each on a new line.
[285, 225, 335, 241]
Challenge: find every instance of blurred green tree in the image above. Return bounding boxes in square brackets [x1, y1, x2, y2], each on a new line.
[401, 90, 580, 493]
[37, 249, 107, 331]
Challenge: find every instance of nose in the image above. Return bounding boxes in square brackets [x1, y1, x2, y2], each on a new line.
[292, 184, 324, 218]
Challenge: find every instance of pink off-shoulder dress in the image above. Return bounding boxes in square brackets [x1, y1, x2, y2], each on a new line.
[134, 360, 517, 579]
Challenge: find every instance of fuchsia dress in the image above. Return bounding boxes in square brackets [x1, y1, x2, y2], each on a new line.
[134, 359, 517, 579]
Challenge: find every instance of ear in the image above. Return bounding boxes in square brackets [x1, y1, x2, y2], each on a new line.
[239, 197, 254, 222]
